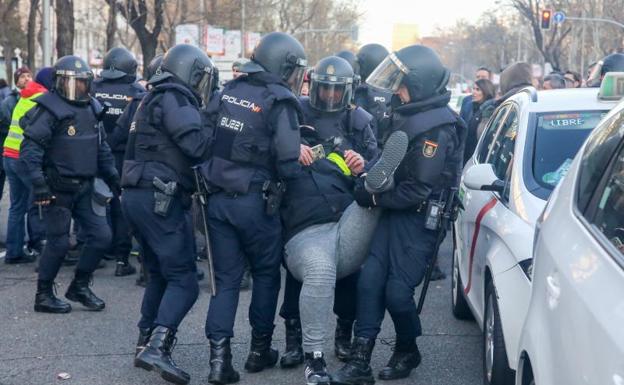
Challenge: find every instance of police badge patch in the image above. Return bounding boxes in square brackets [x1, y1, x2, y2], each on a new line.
[423, 140, 438, 158]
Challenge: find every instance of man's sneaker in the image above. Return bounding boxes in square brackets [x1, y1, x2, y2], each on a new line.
[304, 352, 330, 385]
[365, 130, 409, 193]
[4, 254, 36, 265]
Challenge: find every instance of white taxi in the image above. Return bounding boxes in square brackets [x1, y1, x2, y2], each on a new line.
[516, 84, 624, 385]
[451, 83, 617, 385]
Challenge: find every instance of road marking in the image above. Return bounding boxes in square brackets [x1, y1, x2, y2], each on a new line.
[464, 198, 497, 295]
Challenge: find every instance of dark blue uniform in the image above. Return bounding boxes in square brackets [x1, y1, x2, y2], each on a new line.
[279, 97, 377, 324]
[354, 84, 392, 141]
[121, 80, 211, 331]
[354, 95, 465, 344]
[200, 72, 301, 341]
[20, 92, 118, 281]
[93, 77, 145, 260]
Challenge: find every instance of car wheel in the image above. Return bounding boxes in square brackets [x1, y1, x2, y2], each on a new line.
[451, 237, 473, 320]
[483, 280, 515, 385]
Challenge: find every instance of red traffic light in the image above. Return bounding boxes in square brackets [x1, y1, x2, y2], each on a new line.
[541, 9, 552, 29]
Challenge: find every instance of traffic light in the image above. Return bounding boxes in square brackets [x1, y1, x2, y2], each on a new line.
[541, 9, 552, 30]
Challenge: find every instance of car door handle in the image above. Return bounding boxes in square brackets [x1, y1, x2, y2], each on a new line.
[546, 274, 561, 309]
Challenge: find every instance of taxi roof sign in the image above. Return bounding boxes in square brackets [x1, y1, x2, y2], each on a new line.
[599, 72, 624, 101]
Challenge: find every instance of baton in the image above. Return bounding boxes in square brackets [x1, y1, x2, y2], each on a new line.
[193, 167, 217, 296]
[417, 188, 458, 315]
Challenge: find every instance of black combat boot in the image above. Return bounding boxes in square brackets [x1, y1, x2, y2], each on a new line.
[134, 326, 190, 385]
[304, 352, 331, 385]
[208, 337, 240, 384]
[115, 254, 137, 277]
[34, 280, 72, 314]
[377, 340, 421, 380]
[65, 270, 105, 310]
[135, 327, 152, 358]
[244, 330, 279, 373]
[280, 318, 304, 368]
[334, 318, 354, 362]
[331, 337, 375, 385]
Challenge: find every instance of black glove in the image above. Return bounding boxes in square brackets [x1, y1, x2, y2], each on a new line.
[32, 180, 54, 204]
[105, 176, 122, 197]
[354, 184, 376, 208]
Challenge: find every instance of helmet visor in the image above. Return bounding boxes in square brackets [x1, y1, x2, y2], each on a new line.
[55, 70, 93, 102]
[309, 74, 353, 112]
[287, 65, 307, 96]
[195, 68, 214, 106]
[366, 53, 408, 93]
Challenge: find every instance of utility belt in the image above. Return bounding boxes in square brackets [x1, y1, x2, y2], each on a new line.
[214, 181, 286, 216]
[45, 168, 91, 193]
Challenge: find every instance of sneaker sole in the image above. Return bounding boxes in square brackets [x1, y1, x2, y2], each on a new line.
[365, 130, 409, 193]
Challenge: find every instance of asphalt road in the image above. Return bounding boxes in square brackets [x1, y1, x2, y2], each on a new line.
[0, 236, 482, 385]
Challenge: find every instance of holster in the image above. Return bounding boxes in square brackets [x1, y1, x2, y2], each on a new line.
[152, 177, 177, 217]
[262, 180, 285, 216]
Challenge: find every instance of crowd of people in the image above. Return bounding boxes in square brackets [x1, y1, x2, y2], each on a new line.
[7, 32, 621, 385]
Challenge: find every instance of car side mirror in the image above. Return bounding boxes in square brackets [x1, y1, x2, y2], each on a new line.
[463, 163, 505, 193]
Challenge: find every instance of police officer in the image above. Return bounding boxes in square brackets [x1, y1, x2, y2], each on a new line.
[199, 32, 306, 384]
[354, 44, 392, 141]
[332, 45, 465, 384]
[587, 52, 624, 87]
[121, 44, 215, 385]
[335, 50, 361, 92]
[277, 55, 378, 385]
[20, 55, 119, 314]
[93, 47, 146, 276]
[112, 53, 162, 287]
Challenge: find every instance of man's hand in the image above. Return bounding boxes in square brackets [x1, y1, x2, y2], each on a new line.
[299, 144, 314, 166]
[344, 150, 365, 175]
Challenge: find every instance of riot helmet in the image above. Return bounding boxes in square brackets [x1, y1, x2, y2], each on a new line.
[242, 32, 307, 95]
[144, 54, 163, 81]
[101, 47, 138, 79]
[335, 50, 360, 75]
[160, 44, 215, 105]
[366, 45, 449, 102]
[53, 55, 94, 104]
[309, 56, 354, 112]
[587, 53, 624, 87]
[357, 43, 389, 81]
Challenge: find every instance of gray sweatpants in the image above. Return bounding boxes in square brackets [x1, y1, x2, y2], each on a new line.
[284, 203, 381, 352]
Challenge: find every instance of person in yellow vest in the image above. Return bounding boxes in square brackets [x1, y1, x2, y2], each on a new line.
[2, 68, 53, 264]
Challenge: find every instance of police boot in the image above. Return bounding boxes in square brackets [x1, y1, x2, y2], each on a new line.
[334, 318, 354, 362]
[331, 337, 375, 385]
[304, 352, 331, 385]
[65, 270, 105, 311]
[115, 254, 137, 277]
[244, 330, 279, 373]
[377, 340, 421, 380]
[208, 338, 240, 384]
[134, 326, 190, 385]
[34, 280, 72, 314]
[135, 327, 152, 359]
[280, 318, 304, 368]
[364, 130, 409, 194]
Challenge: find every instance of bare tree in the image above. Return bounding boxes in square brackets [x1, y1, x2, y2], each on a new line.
[0, 0, 25, 85]
[27, 0, 40, 70]
[56, 0, 75, 56]
[510, 0, 572, 69]
[114, 0, 166, 71]
[106, 0, 117, 51]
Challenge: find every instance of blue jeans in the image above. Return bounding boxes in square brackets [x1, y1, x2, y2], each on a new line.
[4, 157, 32, 258]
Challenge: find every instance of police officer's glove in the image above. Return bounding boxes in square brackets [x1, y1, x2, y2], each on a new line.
[32, 179, 54, 205]
[354, 183, 377, 208]
[105, 176, 122, 197]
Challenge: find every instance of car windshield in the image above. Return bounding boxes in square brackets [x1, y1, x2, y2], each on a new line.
[533, 111, 608, 191]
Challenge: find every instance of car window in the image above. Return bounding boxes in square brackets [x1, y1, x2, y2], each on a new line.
[577, 108, 624, 211]
[533, 111, 607, 191]
[587, 143, 624, 263]
[486, 108, 518, 202]
[477, 105, 509, 163]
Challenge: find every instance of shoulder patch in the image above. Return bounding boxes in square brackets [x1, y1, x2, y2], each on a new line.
[423, 140, 438, 158]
